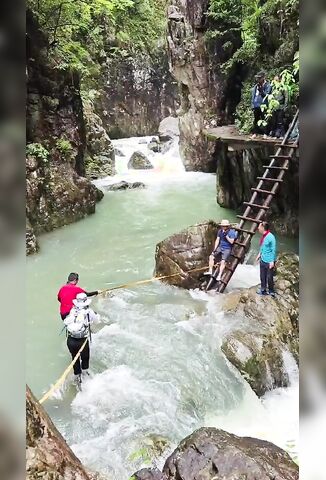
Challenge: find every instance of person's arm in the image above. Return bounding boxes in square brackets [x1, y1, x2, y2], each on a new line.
[251, 86, 255, 108]
[85, 290, 98, 297]
[226, 230, 236, 245]
[269, 235, 277, 268]
[255, 251, 261, 263]
[213, 236, 220, 252]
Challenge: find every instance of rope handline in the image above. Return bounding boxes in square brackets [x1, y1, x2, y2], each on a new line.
[41, 263, 219, 404]
[39, 338, 88, 404]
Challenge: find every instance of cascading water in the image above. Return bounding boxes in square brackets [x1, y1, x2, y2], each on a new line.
[26, 135, 299, 479]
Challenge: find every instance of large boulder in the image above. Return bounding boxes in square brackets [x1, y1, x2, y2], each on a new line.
[128, 151, 153, 170]
[155, 221, 218, 289]
[26, 386, 97, 480]
[158, 116, 180, 142]
[105, 181, 146, 191]
[221, 253, 299, 396]
[133, 428, 298, 480]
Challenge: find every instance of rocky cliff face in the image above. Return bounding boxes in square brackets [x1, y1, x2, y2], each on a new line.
[166, 1, 241, 171]
[96, 52, 178, 139]
[26, 11, 103, 254]
[26, 386, 98, 480]
[214, 143, 299, 236]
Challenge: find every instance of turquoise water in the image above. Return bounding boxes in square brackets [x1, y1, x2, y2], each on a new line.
[26, 140, 298, 478]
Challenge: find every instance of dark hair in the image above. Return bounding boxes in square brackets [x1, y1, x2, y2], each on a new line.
[67, 272, 79, 283]
[259, 222, 269, 231]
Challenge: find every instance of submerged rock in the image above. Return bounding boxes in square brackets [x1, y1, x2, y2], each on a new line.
[26, 386, 98, 480]
[133, 428, 298, 480]
[155, 221, 218, 289]
[148, 141, 161, 153]
[128, 151, 153, 170]
[221, 253, 299, 396]
[105, 181, 146, 191]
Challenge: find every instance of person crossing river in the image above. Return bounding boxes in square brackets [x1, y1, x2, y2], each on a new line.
[57, 272, 100, 320]
[64, 292, 100, 387]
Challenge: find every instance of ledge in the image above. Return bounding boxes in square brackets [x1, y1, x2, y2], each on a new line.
[203, 125, 280, 150]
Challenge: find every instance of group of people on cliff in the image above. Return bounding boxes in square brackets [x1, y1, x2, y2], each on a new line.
[251, 71, 289, 139]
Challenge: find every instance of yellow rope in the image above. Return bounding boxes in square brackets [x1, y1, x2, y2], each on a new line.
[38, 262, 220, 404]
[39, 338, 88, 404]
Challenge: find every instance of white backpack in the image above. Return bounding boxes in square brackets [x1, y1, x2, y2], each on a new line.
[66, 309, 90, 339]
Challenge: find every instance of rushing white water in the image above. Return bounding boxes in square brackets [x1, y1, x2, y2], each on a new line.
[26, 135, 299, 478]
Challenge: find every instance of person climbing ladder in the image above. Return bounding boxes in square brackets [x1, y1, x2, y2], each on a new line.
[64, 292, 100, 388]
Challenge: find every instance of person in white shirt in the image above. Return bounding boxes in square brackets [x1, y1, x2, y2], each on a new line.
[64, 292, 100, 386]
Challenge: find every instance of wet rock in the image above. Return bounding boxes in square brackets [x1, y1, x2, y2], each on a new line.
[155, 221, 218, 289]
[105, 181, 146, 191]
[163, 427, 299, 480]
[84, 100, 115, 178]
[114, 148, 125, 157]
[133, 469, 166, 480]
[128, 151, 153, 170]
[26, 219, 39, 255]
[26, 386, 98, 480]
[148, 141, 161, 153]
[221, 253, 299, 396]
[158, 117, 179, 142]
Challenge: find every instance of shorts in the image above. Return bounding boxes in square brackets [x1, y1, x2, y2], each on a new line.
[212, 247, 231, 262]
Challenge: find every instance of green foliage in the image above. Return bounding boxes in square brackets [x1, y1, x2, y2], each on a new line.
[128, 447, 151, 465]
[26, 143, 49, 161]
[56, 139, 73, 154]
[27, 0, 167, 83]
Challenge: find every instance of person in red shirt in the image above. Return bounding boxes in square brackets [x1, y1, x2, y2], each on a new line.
[57, 272, 99, 320]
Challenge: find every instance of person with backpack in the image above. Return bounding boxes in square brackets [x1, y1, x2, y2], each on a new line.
[269, 75, 289, 139]
[64, 292, 100, 387]
[57, 272, 100, 320]
[251, 71, 272, 138]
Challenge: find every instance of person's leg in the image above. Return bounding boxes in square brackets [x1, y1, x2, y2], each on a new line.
[67, 337, 82, 375]
[267, 266, 275, 295]
[252, 108, 260, 135]
[217, 249, 230, 281]
[81, 340, 90, 372]
[205, 248, 221, 275]
[259, 261, 268, 294]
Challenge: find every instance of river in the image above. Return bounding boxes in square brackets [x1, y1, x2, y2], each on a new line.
[26, 136, 299, 478]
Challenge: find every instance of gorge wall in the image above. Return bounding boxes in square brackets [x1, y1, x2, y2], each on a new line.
[166, 0, 242, 171]
[26, 11, 103, 254]
[96, 52, 179, 139]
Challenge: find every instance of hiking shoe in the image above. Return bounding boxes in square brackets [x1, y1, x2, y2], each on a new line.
[269, 291, 276, 298]
[204, 271, 213, 276]
[256, 289, 268, 295]
[82, 369, 90, 377]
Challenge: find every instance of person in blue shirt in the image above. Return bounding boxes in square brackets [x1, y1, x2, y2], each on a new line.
[204, 219, 238, 282]
[256, 222, 277, 297]
[251, 71, 272, 138]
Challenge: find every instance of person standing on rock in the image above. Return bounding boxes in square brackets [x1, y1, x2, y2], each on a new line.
[256, 222, 277, 297]
[64, 292, 100, 387]
[204, 219, 237, 282]
[57, 272, 100, 320]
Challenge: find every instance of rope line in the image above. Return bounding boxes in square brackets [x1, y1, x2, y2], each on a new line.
[39, 264, 217, 404]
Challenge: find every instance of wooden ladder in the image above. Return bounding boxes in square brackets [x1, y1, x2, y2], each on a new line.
[217, 110, 299, 293]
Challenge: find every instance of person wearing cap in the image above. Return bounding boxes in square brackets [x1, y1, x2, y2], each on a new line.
[204, 219, 238, 282]
[251, 71, 272, 138]
[255, 221, 277, 297]
[57, 273, 100, 320]
[64, 292, 100, 386]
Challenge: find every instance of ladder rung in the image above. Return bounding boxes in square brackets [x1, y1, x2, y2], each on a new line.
[251, 188, 276, 195]
[230, 252, 243, 260]
[234, 241, 248, 248]
[243, 202, 269, 210]
[270, 155, 291, 159]
[275, 143, 298, 148]
[237, 215, 261, 223]
[257, 177, 283, 182]
[263, 165, 288, 170]
[235, 227, 256, 235]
